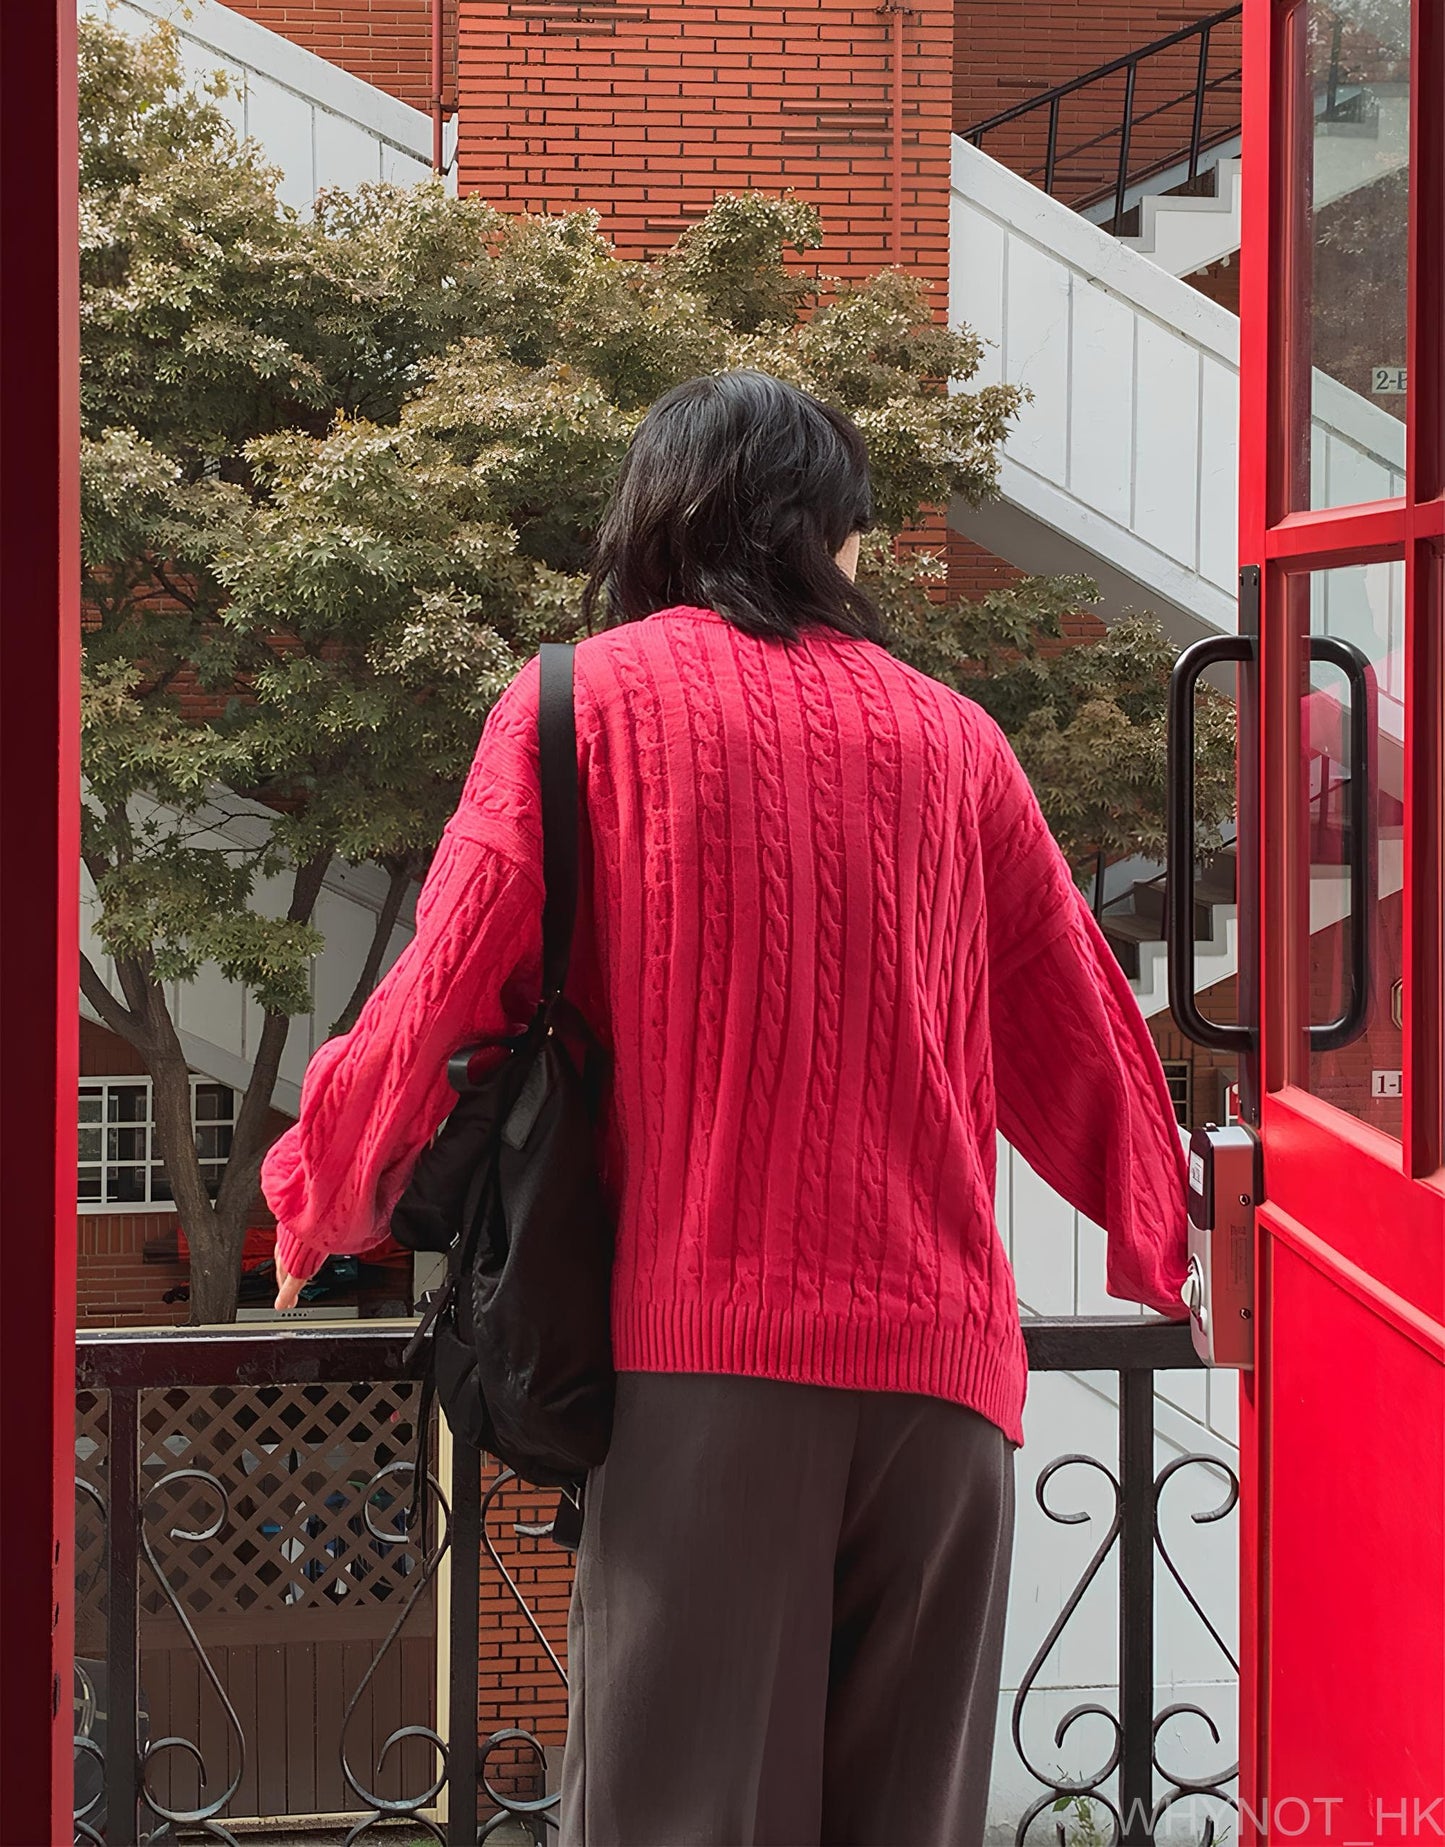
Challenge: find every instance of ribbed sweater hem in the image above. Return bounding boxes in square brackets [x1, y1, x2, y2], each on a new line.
[612, 1297, 1028, 1449]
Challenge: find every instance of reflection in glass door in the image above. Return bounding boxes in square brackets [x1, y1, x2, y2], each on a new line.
[1292, 561, 1406, 1134]
[1290, 0, 1411, 510]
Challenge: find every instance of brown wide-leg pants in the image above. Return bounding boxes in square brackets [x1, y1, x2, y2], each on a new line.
[558, 1369, 1016, 1847]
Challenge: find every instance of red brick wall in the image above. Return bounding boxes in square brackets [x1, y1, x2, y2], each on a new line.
[455, 0, 955, 297]
[223, 0, 456, 115]
[475, 1464, 574, 1814]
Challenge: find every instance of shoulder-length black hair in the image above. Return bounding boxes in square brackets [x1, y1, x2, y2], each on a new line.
[580, 369, 884, 645]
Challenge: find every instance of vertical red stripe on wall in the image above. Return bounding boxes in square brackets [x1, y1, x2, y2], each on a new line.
[0, 1, 81, 1835]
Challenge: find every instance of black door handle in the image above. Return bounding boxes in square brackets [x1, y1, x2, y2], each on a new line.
[1167, 627, 1377, 1057]
[1305, 635, 1376, 1053]
[1167, 634, 1254, 1052]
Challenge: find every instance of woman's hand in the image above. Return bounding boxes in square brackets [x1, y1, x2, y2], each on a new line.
[274, 1262, 315, 1312]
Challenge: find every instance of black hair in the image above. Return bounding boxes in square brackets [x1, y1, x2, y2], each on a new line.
[580, 369, 884, 645]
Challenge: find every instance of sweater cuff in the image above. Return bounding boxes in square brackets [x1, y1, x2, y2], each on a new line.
[275, 1225, 333, 1285]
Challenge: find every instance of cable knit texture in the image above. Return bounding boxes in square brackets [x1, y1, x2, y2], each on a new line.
[261, 605, 1190, 1446]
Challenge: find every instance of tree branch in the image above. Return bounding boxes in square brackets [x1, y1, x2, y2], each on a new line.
[328, 857, 414, 1039]
[79, 952, 151, 1053]
[216, 848, 333, 1216]
[148, 558, 199, 613]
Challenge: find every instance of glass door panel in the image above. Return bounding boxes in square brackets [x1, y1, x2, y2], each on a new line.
[1288, 0, 1411, 509]
[1292, 560, 1406, 1134]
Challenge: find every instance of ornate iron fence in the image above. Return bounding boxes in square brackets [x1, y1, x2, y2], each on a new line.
[75, 1317, 1236, 1845]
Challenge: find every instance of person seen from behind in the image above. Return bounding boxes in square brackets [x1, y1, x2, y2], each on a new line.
[262, 368, 1192, 1847]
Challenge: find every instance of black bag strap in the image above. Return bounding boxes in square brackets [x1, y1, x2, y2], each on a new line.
[538, 642, 579, 1007]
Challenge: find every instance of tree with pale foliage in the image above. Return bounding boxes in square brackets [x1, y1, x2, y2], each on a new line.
[79, 18, 1233, 1322]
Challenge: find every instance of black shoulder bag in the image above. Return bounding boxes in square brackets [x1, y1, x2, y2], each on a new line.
[393, 643, 615, 1548]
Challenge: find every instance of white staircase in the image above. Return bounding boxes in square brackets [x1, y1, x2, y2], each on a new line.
[83, 0, 451, 206]
[949, 134, 1407, 646]
[1116, 156, 1243, 276]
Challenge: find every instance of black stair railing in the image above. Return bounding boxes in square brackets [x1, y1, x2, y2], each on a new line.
[961, 5, 1244, 232]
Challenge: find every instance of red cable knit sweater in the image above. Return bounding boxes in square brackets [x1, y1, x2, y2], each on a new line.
[261, 605, 1190, 1447]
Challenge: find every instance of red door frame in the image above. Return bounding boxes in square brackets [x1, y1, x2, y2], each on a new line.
[1238, 0, 1445, 1838]
[0, 3, 81, 1838]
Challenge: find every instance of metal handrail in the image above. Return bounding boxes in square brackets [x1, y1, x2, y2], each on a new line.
[961, 4, 1243, 230]
[75, 1313, 1202, 1384]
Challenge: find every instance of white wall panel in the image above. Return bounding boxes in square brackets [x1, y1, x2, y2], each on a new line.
[1157, 1363, 1209, 1428]
[315, 111, 387, 194]
[1207, 1373, 1241, 1447]
[953, 196, 1008, 390]
[1001, 238, 1072, 484]
[1068, 281, 1136, 528]
[244, 72, 317, 207]
[1133, 319, 1201, 572]
[1010, 1149, 1080, 1318]
[1196, 352, 1239, 594]
[1073, 1213, 1121, 1317]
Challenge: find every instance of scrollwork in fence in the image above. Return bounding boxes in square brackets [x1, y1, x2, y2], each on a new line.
[137, 1466, 245, 1845]
[1011, 1441, 1240, 1846]
[340, 1456, 452, 1844]
[73, 1476, 109, 1847]
[1013, 1454, 1127, 1845]
[1150, 1454, 1240, 1845]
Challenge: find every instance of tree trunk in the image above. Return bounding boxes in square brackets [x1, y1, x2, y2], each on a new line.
[143, 1035, 241, 1325]
[185, 1208, 249, 1326]
[130, 851, 332, 1325]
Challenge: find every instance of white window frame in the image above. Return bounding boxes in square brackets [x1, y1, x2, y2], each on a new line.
[77, 1077, 237, 1215]
[1161, 1060, 1192, 1129]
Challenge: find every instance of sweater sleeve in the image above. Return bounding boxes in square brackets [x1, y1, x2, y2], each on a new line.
[969, 707, 1191, 1320]
[260, 658, 545, 1282]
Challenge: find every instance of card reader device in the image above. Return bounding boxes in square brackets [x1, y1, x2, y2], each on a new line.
[1181, 1124, 1259, 1369]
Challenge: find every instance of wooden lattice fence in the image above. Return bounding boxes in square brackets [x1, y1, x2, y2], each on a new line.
[75, 1377, 439, 1822]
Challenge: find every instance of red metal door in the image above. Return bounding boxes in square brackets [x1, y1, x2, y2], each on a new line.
[0, 3, 81, 1839]
[1236, 0, 1445, 1839]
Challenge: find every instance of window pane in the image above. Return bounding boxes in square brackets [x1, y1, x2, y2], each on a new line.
[194, 1124, 234, 1162]
[193, 1084, 234, 1123]
[79, 1094, 102, 1124]
[78, 1170, 102, 1203]
[107, 1125, 148, 1164]
[1296, 561, 1406, 1134]
[78, 1127, 101, 1163]
[108, 1167, 150, 1205]
[107, 1085, 149, 1123]
[1292, 0, 1410, 510]
[1162, 1061, 1192, 1127]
